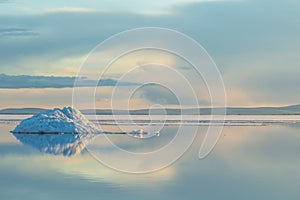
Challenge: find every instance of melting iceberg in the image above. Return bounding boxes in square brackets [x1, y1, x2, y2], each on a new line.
[12, 107, 100, 134]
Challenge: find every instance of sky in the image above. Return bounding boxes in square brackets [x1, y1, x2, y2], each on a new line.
[0, 0, 300, 109]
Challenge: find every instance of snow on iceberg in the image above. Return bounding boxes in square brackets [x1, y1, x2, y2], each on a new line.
[12, 107, 100, 134]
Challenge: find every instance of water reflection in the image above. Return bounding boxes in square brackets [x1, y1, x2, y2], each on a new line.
[11, 130, 161, 157]
[2, 122, 300, 200]
[12, 133, 95, 156]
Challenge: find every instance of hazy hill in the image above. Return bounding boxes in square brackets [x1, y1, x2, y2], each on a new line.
[1, 104, 300, 115]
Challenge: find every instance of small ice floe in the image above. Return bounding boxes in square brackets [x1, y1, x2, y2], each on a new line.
[154, 131, 160, 136]
[128, 129, 160, 138]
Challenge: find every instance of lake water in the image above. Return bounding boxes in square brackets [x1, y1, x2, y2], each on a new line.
[1, 118, 300, 200]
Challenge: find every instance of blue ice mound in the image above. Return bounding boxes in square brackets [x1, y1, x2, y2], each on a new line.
[12, 107, 100, 134]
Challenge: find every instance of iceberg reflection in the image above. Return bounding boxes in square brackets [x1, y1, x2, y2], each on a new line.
[12, 133, 95, 156]
[11, 130, 160, 157]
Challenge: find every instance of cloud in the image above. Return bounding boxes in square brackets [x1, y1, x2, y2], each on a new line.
[0, 74, 135, 88]
[0, 27, 38, 37]
[0, 0, 12, 3]
[0, 0, 299, 106]
[45, 7, 99, 14]
[0, 1, 246, 75]
[224, 63, 300, 106]
[0, 0, 238, 15]
[178, 66, 192, 70]
[133, 84, 180, 106]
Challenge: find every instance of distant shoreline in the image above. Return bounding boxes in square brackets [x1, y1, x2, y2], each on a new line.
[1, 104, 300, 115]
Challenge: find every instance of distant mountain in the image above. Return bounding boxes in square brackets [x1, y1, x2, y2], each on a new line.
[280, 104, 300, 111]
[1, 104, 300, 115]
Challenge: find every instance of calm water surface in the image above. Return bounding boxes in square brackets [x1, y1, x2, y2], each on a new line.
[1, 121, 300, 200]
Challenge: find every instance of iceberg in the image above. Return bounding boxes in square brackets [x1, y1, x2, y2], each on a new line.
[12, 107, 100, 134]
[11, 106, 160, 140]
[10, 107, 161, 157]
